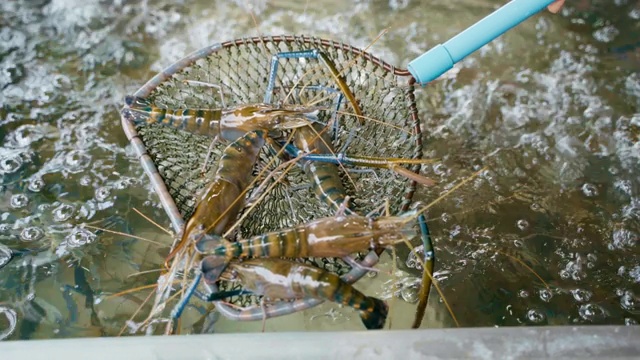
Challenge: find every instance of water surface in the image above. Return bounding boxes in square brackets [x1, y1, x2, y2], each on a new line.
[0, 0, 639, 339]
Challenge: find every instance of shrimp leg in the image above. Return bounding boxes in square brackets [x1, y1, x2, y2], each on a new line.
[280, 142, 437, 186]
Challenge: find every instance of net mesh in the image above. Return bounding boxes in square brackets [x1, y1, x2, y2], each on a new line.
[130, 36, 422, 307]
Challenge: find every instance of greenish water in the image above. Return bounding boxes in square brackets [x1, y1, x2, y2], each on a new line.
[0, 0, 639, 339]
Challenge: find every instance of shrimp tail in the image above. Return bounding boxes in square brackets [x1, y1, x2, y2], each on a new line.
[360, 297, 389, 330]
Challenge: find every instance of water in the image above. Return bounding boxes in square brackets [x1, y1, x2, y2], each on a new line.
[0, 0, 639, 340]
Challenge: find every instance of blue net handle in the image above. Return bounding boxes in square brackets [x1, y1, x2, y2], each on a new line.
[408, 0, 556, 84]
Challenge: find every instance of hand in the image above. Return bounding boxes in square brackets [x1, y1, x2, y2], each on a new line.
[547, 0, 565, 13]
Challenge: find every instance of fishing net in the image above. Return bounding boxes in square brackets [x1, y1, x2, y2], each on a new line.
[121, 35, 422, 310]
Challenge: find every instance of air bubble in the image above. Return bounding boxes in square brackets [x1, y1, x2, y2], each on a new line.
[516, 219, 529, 231]
[578, 303, 606, 321]
[433, 163, 447, 176]
[20, 226, 44, 242]
[629, 266, 640, 282]
[562, 259, 586, 281]
[440, 213, 451, 223]
[65, 227, 96, 248]
[79, 175, 91, 186]
[449, 225, 461, 238]
[526, 309, 545, 323]
[518, 290, 529, 298]
[95, 186, 110, 202]
[0, 306, 17, 340]
[581, 183, 599, 197]
[571, 288, 592, 302]
[389, 0, 410, 10]
[406, 245, 425, 270]
[64, 150, 92, 173]
[539, 288, 553, 302]
[395, 277, 421, 303]
[10, 194, 29, 208]
[10, 124, 46, 147]
[480, 169, 494, 181]
[620, 291, 636, 311]
[400, 284, 420, 303]
[593, 25, 619, 43]
[0, 154, 23, 175]
[27, 178, 45, 192]
[53, 204, 75, 222]
[113, 178, 133, 190]
[611, 228, 638, 249]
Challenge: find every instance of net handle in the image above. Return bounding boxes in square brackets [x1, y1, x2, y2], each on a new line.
[408, 0, 555, 84]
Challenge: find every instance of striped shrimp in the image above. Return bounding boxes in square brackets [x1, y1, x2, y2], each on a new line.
[126, 47, 435, 213]
[188, 208, 439, 326]
[202, 257, 389, 330]
[164, 129, 269, 266]
[195, 211, 422, 283]
[124, 95, 435, 202]
[124, 95, 319, 142]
